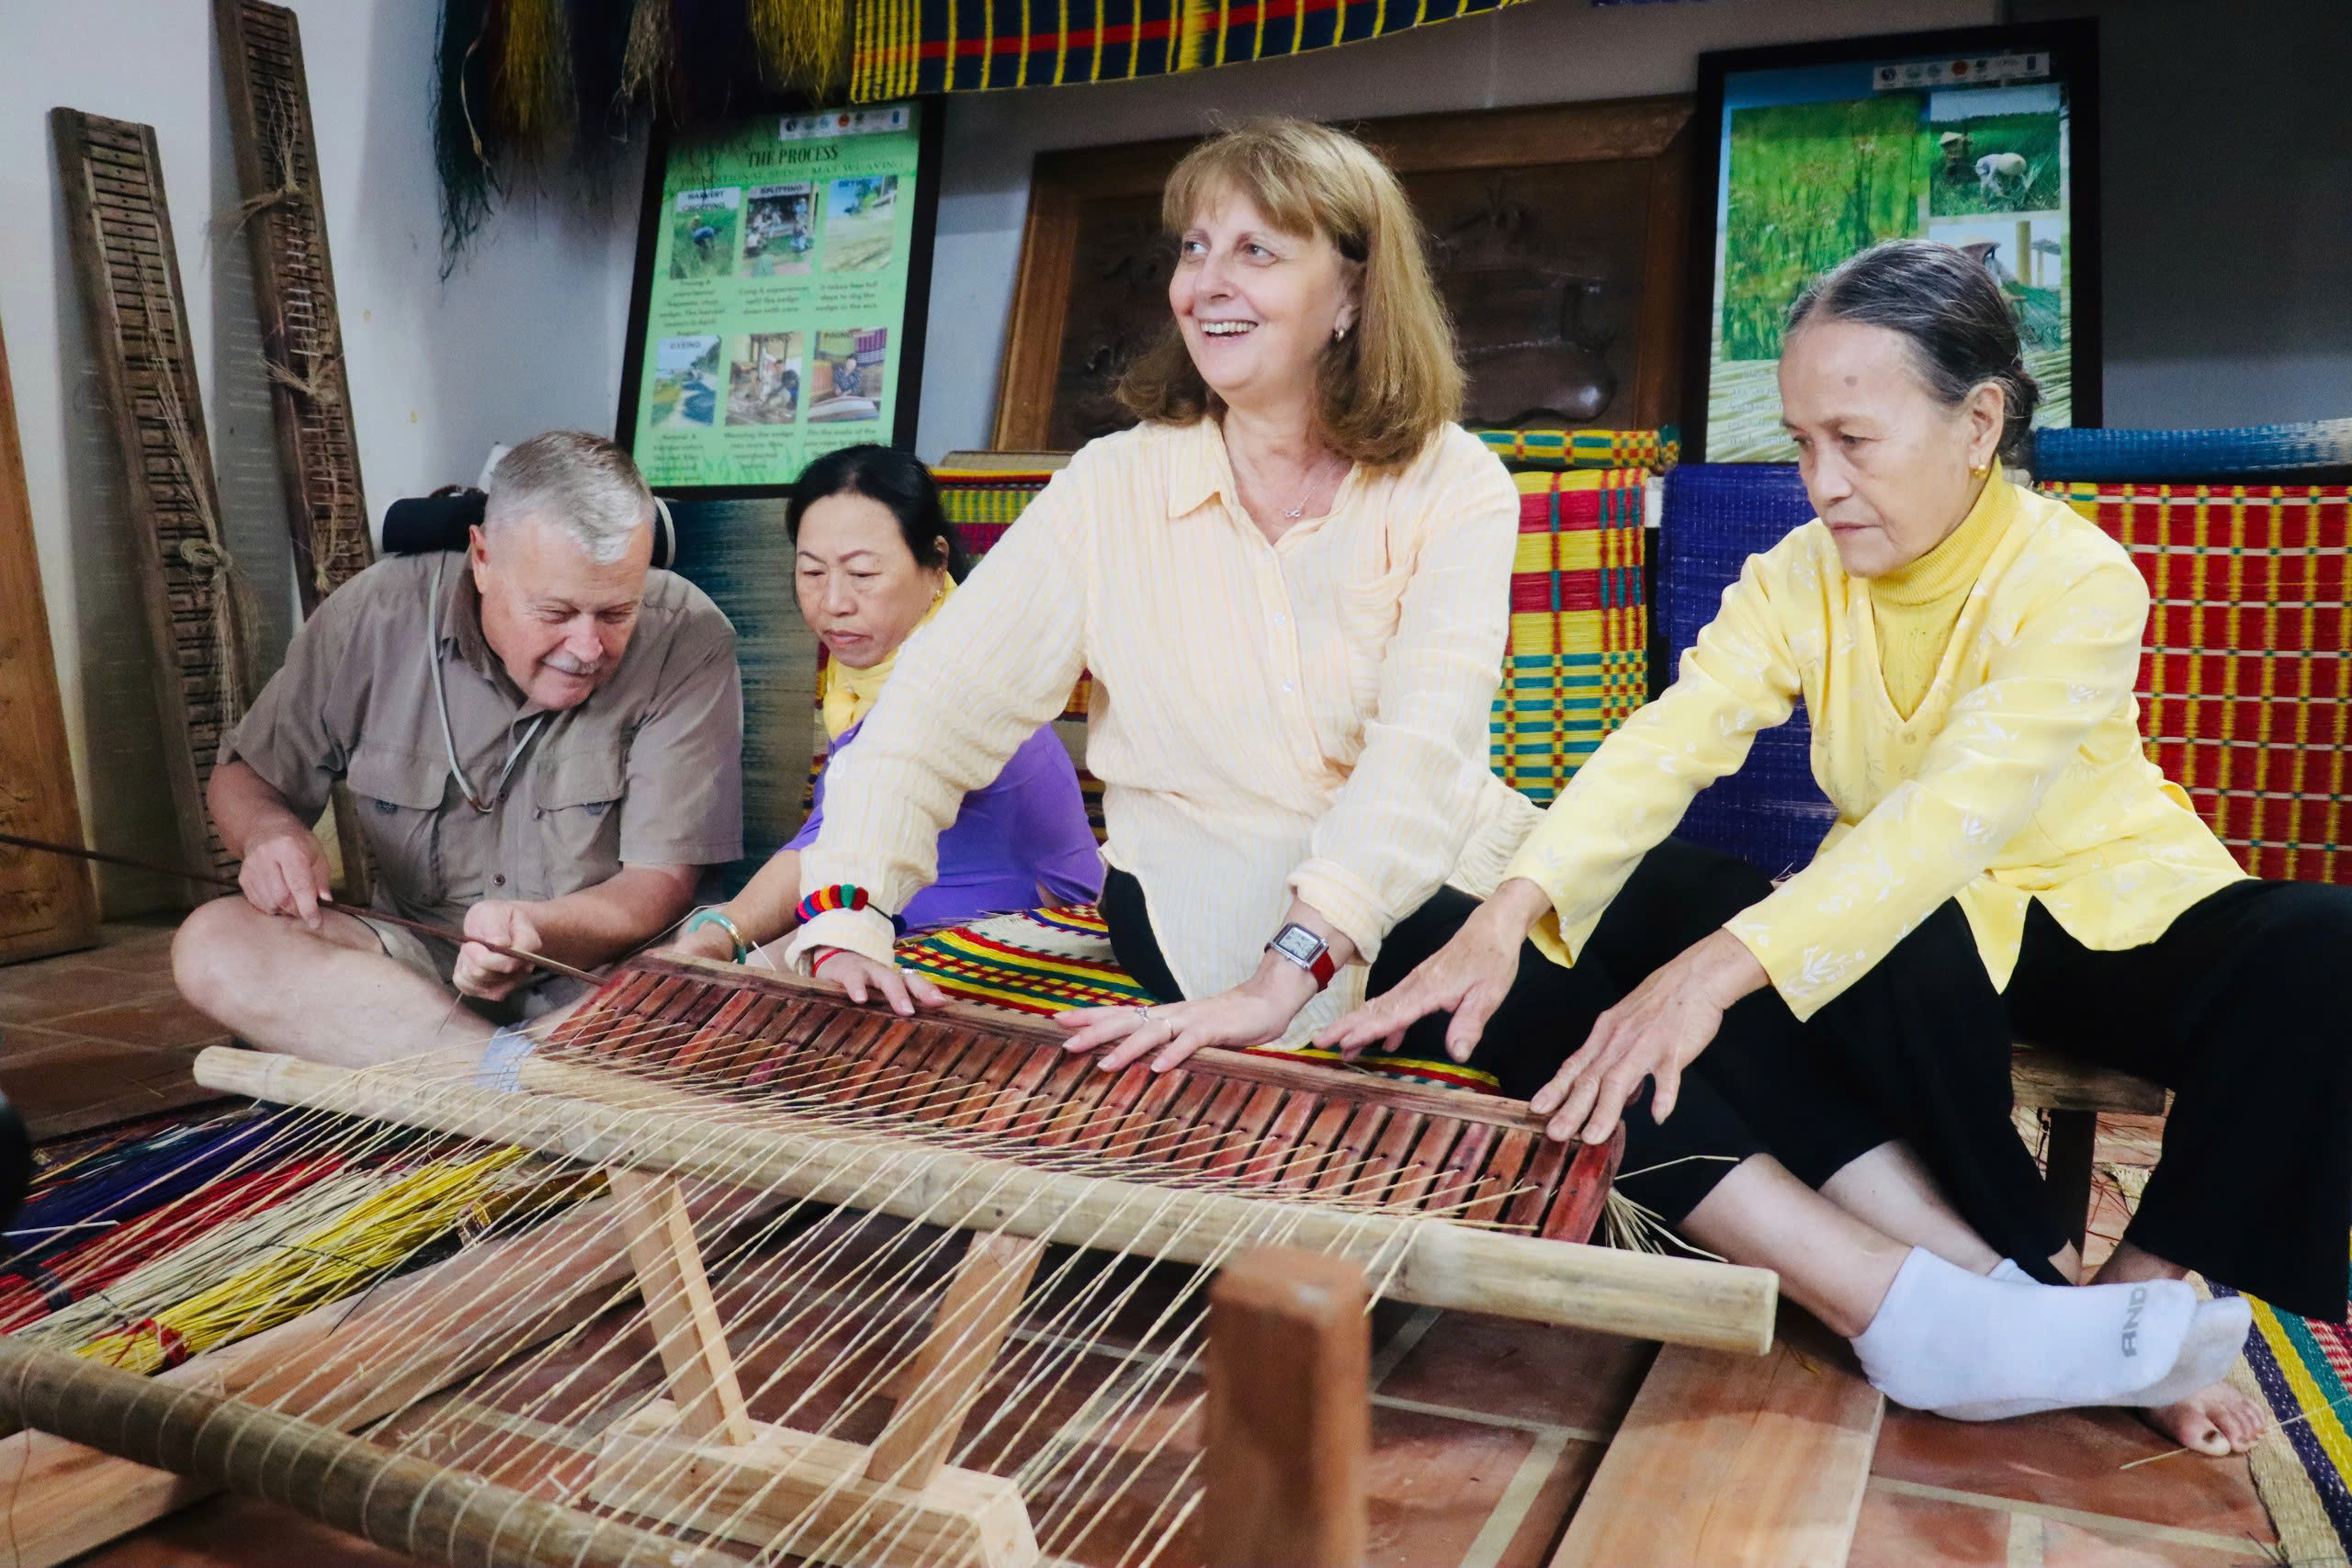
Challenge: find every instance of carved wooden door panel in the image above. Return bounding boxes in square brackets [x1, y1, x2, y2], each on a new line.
[0, 313, 100, 963]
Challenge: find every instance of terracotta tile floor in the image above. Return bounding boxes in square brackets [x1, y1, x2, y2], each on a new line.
[0, 919, 232, 1142]
[0, 931, 2285, 1566]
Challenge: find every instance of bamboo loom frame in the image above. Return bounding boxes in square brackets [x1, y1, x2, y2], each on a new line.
[194, 1043, 1779, 1355]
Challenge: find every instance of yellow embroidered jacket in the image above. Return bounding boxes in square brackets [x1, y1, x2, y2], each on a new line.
[1505, 478, 2248, 1018]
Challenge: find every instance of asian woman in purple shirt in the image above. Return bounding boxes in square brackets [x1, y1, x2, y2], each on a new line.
[671, 446, 1102, 965]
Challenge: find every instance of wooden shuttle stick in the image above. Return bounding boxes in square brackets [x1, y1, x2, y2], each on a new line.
[196, 1047, 1780, 1355]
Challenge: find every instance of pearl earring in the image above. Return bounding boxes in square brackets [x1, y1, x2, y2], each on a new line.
[1333, 324, 1350, 342]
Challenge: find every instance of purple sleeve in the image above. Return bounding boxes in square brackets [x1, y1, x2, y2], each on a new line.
[784, 729, 840, 853]
[1000, 728, 1103, 904]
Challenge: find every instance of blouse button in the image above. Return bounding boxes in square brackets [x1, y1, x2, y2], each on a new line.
[1281, 681, 1296, 694]
[493, 874, 506, 887]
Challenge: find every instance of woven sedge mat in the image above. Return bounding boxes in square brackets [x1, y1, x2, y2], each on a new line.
[2209, 1261, 2352, 1566]
[896, 905, 1503, 1094]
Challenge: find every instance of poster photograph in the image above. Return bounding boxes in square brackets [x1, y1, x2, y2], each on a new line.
[617, 101, 939, 492]
[1691, 24, 2099, 461]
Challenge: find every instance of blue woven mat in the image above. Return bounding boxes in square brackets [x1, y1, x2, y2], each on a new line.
[2032, 419, 2352, 481]
[1657, 465, 1838, 876]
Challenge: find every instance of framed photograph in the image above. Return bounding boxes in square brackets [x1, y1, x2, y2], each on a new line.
[1687, 21, 2101, 462]
[994, 96, 1697, 451]
[616, 101, 944, 497]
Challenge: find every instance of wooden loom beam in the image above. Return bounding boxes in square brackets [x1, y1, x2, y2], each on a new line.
[1204, 1247, 1371, 1568]
[581, 1214, 1047, 1568]
[607, 1168, 757, 1445]
[0, 1334, 730, 1568]
[194, 1046, 1781, 1353]
[865, 1231, 1046, 1489]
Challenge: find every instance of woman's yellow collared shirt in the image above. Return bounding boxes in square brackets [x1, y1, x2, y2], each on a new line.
[1505, 478, 2248, 1019]
[787, 417, 1539, 1040]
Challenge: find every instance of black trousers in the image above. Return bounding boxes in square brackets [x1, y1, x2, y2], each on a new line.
[1100, 839, 1890, 1227]
[1804, 880, 2352, 1322]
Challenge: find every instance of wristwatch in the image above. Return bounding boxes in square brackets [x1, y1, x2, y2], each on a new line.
[1265, 922, 1338, 989]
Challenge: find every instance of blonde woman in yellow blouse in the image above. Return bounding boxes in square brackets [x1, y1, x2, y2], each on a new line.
[1329, 241, 2290, 1447]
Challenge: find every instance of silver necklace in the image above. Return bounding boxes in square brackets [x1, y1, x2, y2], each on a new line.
[1262, 452, 1340, 521]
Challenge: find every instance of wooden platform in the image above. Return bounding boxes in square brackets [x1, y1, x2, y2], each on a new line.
[1552, 1314, 1883, 1568]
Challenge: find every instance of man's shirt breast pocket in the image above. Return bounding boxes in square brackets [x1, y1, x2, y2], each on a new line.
[529, 747, 627, 899]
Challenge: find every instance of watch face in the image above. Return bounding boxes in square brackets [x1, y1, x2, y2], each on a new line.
[1272, 925, 1325, 964]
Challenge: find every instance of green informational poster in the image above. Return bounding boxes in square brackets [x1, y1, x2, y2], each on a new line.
[619, 102, 934, 491]
[1691, 25, 2100, 462]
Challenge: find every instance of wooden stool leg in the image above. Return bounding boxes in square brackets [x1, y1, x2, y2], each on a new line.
[2043, 1109, 2098, 1258]
[1203, 1247, 1369, 1568]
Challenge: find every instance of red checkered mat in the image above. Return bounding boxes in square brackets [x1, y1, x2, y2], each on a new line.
[2043, 482, 2352, 883]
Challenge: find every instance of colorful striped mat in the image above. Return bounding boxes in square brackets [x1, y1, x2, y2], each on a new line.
[1495, 468, 1649, 805]
[2215, 1266, 2352, 1564]
[897, 905, 1502, 1092]
[850, 0, 1530, 100]
[1477, 426, 1680, 474]
[2042, 482, 2352, 884]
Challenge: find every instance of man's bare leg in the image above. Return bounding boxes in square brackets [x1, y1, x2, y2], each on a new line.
[173, 897, 495, 1067]
[2093, 1239, 2266, 1455]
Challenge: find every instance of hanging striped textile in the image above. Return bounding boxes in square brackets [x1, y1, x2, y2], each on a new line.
[2041, 481, 2352, 885]
[851, 0, 1531, 100]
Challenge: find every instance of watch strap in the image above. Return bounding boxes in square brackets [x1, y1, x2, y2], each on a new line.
[1266, 923, 1338, 989]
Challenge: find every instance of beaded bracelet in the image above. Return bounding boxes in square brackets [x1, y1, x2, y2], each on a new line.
[796, 885, 908, 936]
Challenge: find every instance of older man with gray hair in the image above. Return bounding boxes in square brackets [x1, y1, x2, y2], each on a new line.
[174, 431, 742, 1066]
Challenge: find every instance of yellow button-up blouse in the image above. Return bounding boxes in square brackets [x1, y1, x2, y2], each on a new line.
[788, 416, 1541, 1040]
[1505, 477, 2248, 1019]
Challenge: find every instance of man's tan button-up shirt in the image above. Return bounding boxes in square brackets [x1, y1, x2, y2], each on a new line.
[223, 552, 744, 931]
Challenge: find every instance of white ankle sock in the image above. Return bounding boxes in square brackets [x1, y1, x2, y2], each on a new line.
[1852, 1248, 2200, 1420]
[2135, 1294, 2253, 1410]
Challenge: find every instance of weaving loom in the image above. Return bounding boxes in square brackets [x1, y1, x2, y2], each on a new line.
[0, 960, 1774, 1567]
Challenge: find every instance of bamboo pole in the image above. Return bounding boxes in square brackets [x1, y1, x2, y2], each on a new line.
[195, 1049, 1779, 1354]
[0, 1335, 731, 1568]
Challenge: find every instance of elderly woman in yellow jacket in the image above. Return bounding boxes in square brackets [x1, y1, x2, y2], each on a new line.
[1328, 239, 2336, 1454]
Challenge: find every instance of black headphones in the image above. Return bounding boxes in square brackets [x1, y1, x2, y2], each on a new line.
[380, 490, 677, 570]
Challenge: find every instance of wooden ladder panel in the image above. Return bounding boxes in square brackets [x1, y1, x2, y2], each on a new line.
[51, 108, 250, 890]
[1550, 1321, 1883, 1568]
[214, 0, 379, 901]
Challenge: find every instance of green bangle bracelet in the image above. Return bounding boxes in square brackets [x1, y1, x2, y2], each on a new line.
[684, 908, 750, 964]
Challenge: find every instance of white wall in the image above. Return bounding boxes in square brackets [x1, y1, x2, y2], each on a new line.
[2020, 0, 2352, 427]
[912, 0, 1998, 457]
[1, 0, 643, 912]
